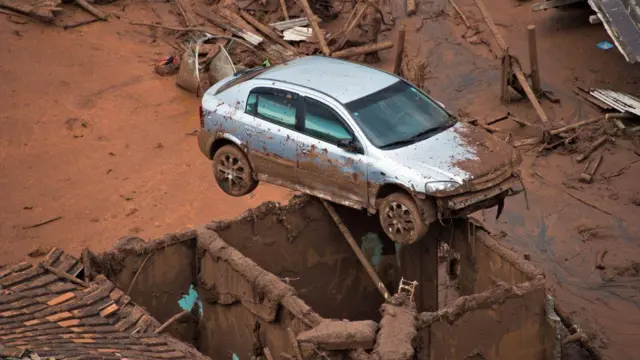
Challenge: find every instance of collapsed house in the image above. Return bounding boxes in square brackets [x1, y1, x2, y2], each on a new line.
[73, 196, 586, 360]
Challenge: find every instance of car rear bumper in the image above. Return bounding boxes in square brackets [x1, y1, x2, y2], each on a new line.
[198, 130, 215, 158]
[436, 176, 524, 217]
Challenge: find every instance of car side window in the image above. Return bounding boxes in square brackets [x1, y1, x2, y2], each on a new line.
[303, 98, 353, 144]
[248, 89, 298, 129]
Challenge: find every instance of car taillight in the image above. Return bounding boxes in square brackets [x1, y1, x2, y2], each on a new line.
[199, 105, 204, 128]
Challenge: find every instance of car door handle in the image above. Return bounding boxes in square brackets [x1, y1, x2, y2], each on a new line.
[300, 148, 311, 155]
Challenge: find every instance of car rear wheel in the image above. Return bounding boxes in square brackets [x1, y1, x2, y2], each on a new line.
[212, 144, 258, 196]
[378, 192, 429, 245]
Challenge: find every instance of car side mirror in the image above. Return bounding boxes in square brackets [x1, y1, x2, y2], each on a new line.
[337, 139, 362, 154]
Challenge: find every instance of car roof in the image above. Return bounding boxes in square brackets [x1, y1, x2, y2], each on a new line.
[256, 56, 399, 104]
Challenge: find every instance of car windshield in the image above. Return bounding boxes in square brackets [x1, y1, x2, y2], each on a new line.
[345, 81, 454, 149]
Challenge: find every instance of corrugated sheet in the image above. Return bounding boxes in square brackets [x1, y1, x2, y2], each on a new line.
[589, 88, 640, 117]
[0, 249, 208, 360]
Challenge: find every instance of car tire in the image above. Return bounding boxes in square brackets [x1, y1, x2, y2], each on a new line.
[212, 144, 258, 196]
[378, 192, 429, 245]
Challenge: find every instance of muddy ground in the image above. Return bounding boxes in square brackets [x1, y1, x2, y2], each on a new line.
[1, 0, 639, 359]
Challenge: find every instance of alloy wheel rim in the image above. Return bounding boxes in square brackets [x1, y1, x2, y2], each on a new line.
[216, 153, 249, 193]
[383, 201, 415, 240]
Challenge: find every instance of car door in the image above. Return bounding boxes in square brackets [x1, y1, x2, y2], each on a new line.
[296, 96, 368, 207]
[243, 87, 302, 186]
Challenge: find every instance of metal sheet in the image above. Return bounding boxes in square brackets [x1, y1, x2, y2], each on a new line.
[589, 88, 640, 117]
[588, 0, 640, 63]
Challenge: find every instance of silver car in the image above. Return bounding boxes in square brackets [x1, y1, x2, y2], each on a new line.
[198, 56, 524, 244]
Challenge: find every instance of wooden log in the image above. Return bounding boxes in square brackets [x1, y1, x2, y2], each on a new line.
[513, 62, 550, 127]
[549, 116, 605, 136]
[580, 153, 603, 183]
[500, 51, 511, 102]
[407, 0, 417, 15]
[239, 10, 298, 54]
[576, 136, 609, 162]
[75, 0, 108, 21]
[527, 25, 541, 93]
[321, 200, 390, 299]
[392, 22, 406, 75]
[474, 0, 507, 51]
[40, 262, 88, 287]
[298, 0, 331, 55]
[154, 310, 188, 334]
[331, 41, 393, 58]
[449, 0, 470, 27]
[279, 0, 289, 20]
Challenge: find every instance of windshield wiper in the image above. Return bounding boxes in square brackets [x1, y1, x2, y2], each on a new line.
[380, 123, 453, 149]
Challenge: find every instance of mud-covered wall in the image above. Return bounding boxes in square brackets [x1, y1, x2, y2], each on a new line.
[449, 219, 543, 296]
[83, 230, 199, 344]
[208, 196, 399, 321]
[196, 228, 325, 360]
[417, 280, 554, 360]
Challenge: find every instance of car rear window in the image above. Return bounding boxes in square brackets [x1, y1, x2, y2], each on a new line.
[214, 67, 270, 95]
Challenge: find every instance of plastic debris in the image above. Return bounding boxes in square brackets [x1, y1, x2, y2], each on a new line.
[597, 41, 614, 50]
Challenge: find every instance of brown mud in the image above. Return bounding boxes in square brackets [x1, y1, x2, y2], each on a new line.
[1, 0, 640, 359]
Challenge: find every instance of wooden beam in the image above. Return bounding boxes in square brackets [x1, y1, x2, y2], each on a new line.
[279, 0, 289, 20]
[298, 0, 331, 56]
[321, 199, 390, 300]
[393, 22, 406, 75]
[332, 41, 393, 58]
[407, 0, 417, 15]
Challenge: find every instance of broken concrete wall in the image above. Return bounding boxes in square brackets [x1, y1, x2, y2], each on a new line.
[83, 230, 199, 344]
[208, 195, 399, 321]
[417, 279, 555, 360]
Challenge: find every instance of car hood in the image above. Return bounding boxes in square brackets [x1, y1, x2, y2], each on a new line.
[382, 122, 516, 185]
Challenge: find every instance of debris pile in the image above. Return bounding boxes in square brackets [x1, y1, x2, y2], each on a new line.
[127, 0, 398, 95]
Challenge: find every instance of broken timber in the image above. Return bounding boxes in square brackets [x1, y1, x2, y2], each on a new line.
[393, 23, 406, 75]
[75, 0, 107, 21]
[332, 41, 393, 58]
[240, 10, 298, 54]
[475, 0, 551, 129]
[320, 199, 390, 300]
[299, 0, 331, 56]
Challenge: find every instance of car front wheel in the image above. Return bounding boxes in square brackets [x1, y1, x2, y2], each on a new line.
[212, 144, 258, 196]
[378, 192, 429, 244]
